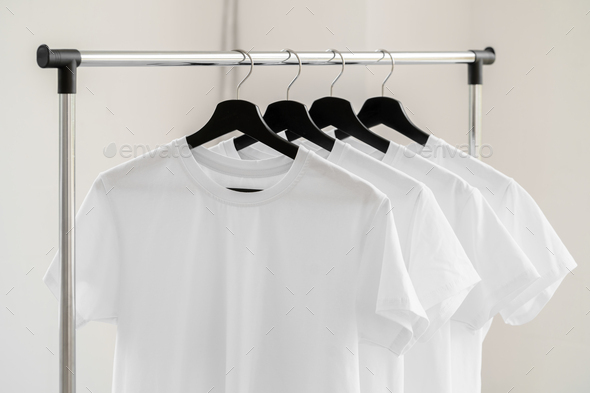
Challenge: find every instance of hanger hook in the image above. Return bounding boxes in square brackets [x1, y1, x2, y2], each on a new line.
[232, 49, 253, 100]
[326, 49, 345, 96]
[377, 49, 395, 97]
[282, 49, 302, 101]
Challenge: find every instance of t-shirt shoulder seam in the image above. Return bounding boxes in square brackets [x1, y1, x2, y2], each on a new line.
[367, 195, 390, 227]
[414, 182, 429, 199]
[96, 173, 109, 193]
[457, 186, 480, 217]
[505, 177, 518, 194]
[99, 144, 175, 183]
[363, 195, 391, 249]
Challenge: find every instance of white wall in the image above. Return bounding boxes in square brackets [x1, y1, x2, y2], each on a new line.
[1, 0, 588, 392]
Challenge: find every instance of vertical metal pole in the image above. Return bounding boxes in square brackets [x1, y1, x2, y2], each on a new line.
[466, 48, 495, 159]
[468, 84, 482, 158]
[59, 93, 76, 393]
[467, 55, 484, 159]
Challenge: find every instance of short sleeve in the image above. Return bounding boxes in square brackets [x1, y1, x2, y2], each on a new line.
[498, 180, 577, 325]
[405, 187, 481, 342]
[43, 174, 121, 329]
[356, 197, 429, 356]
[451, 189, 540, 329]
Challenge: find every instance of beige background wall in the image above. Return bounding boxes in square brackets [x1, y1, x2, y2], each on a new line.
[1, 0, 588, 392]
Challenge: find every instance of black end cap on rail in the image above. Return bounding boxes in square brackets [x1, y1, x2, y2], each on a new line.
[468, 47, 495, 85]
[37, 44, 82, 94]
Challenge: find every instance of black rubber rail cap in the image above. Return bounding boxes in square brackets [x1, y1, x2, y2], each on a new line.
[37, 44, 81, 69]
[467, 47, 496, 85]
[37, 45, 82, 93]
[479, 47, 496, 65]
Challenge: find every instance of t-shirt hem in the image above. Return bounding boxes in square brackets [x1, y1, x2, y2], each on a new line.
[500, 267, 572, 325]
[502, 285, 556, 326]
[375, 296, 430, 355]
[362, 316, 427, 356]
[43, 271, 89, 329]
[453, 268, 540, 330]
[419, 270, 481, 312]
[360, 328, 413, 357]
[418, 274, 481, 343]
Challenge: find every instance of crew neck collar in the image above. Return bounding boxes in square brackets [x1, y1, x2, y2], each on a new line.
[381, 140, 425, 167]
[292, 137, 348, 166]
[175, 137, 310, 205]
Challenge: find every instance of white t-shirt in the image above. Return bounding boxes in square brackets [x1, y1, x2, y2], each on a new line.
[407, 135, 577, 324]
[210, 137, 483, 393]
[43, 137, 428, 393]
[403, 135, 578, 393]
[339, 137, 541, 393]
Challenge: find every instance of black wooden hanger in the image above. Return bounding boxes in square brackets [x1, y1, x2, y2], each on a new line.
[309, 49, 390, 154]
[185, 49, 299, 160]
[335, 49, 430, 146]
[234, 49, 335, 152]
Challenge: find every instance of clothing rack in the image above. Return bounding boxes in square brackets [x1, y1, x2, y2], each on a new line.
[36, 44, 495, 393]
